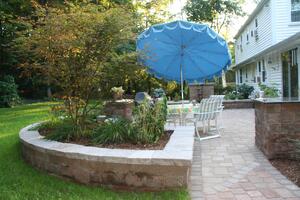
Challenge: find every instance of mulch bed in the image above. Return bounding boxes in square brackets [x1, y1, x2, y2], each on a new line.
[39, 129, 173, 150]
[96, 130, 173, 150]
[270, 159, 300, 187]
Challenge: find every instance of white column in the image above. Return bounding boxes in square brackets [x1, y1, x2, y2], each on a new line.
[236, 70, 239, 85]
[222, 70, 227, 87]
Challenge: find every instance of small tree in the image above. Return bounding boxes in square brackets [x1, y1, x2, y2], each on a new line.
[184, 0, 245, 34]
[20, 5, 136, 133]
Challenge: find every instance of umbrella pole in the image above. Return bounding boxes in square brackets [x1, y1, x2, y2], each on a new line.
[180, 63, 184, 125]
[180, 64, 184, 101]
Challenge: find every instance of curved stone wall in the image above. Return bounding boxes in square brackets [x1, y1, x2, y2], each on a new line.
[19, 124, 194, 191]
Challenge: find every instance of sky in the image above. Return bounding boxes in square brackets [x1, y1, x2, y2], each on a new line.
[168, 0, 258, 40]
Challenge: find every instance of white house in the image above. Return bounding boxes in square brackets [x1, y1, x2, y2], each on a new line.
[233, 0, 300, 98]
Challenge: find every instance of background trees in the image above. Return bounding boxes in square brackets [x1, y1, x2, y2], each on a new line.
[184, 0, 245, 34]
[1, 0, 244, 103]
[20, 4, 138, 127]
[1, 0, 180, 100]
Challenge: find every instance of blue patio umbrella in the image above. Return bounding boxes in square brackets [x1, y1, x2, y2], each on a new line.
[136, 20, 231, 100]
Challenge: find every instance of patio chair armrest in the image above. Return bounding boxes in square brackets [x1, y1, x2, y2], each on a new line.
[194, 110, 220, 115]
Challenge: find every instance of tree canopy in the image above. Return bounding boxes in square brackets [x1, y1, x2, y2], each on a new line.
[1, 0, 240, 102]
[1, 0, 179, 99]
[184, 0, 245, 34]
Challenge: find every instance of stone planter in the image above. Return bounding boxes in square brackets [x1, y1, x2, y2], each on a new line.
[104, 99, 134, 120]
[113, 93, 123, 101]
[19, 124, 194, 191]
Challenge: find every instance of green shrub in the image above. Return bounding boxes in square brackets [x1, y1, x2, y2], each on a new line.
[37, 120, 80, 142]
[225, 91, 240, 100]
[224, 84, 253, 100]
[214, 81, 236, 95]
[237, 84, 254, 99]
[259, 84, 279, 98]
[132, 98, 167, 143]
[92, 118, 135, 144]
[0, 76, 21, 107]
[224, 85, 236, 94]
[43, 98, 168, 145]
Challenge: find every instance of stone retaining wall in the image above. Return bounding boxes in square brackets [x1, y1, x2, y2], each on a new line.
[20, 124, 194, 191]
[223, 99, 254, 109]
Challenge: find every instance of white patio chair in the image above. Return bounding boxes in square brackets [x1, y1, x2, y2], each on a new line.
[210, 95, 225, 110]
[209, 95, 225, 131]
[193, 98, 221, 141]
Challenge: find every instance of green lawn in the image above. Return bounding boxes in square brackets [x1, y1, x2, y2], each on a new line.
[0, 102, 189, 200]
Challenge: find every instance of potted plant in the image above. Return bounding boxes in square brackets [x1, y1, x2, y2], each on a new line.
[111, 86, 124, 101]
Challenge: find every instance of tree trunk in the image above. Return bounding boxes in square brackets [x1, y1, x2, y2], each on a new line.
[47, 86, 52, 98]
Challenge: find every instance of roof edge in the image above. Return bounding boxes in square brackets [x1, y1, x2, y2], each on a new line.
[234, 0, 269, 39]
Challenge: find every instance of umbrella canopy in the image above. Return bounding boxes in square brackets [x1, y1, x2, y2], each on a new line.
[136, 20, 231, 98]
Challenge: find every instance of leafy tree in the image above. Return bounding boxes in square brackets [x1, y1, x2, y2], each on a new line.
[184, 0, 245, 33]
[20, 5, 136, 132]
[2, 0, 183, 101]
[0, 1, 34, 82]
[0, 75, 21, 107]
[133, 0, 173, 29]
[1, 0, 135, 99]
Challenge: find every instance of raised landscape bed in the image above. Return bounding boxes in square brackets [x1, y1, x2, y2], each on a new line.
[19, 124, 194, 191]
[223, 99, 254, 109]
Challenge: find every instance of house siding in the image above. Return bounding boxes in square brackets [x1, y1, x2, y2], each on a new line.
[235, 0, 273, 65]
[266, 53, 282, 94]
[236, 53, 283, 96]
[234, 0, 300, 97]
[274, 0, 300, 43]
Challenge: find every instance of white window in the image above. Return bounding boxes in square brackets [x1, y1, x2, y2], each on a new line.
[292, 0, 300, 22]
[254, 19, 259, 41]
[256, 59, 267, 83]
[240, 36, 243, 52]
[246, 33, 249, 44]
[240, 69, 243, 83]
[262, 60, 267, 82]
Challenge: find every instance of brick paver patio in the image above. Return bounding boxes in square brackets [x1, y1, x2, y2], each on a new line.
[190, 109, 300, 200]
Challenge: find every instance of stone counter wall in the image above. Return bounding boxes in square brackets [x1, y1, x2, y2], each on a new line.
[255, 102, 300, 159]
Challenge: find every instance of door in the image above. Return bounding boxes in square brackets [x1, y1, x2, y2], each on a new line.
[282, 49, 299, 98]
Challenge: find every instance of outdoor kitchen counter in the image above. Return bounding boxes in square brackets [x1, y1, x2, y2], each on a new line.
[255, 97, 300, 103]
[255, 98, 300, 159]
